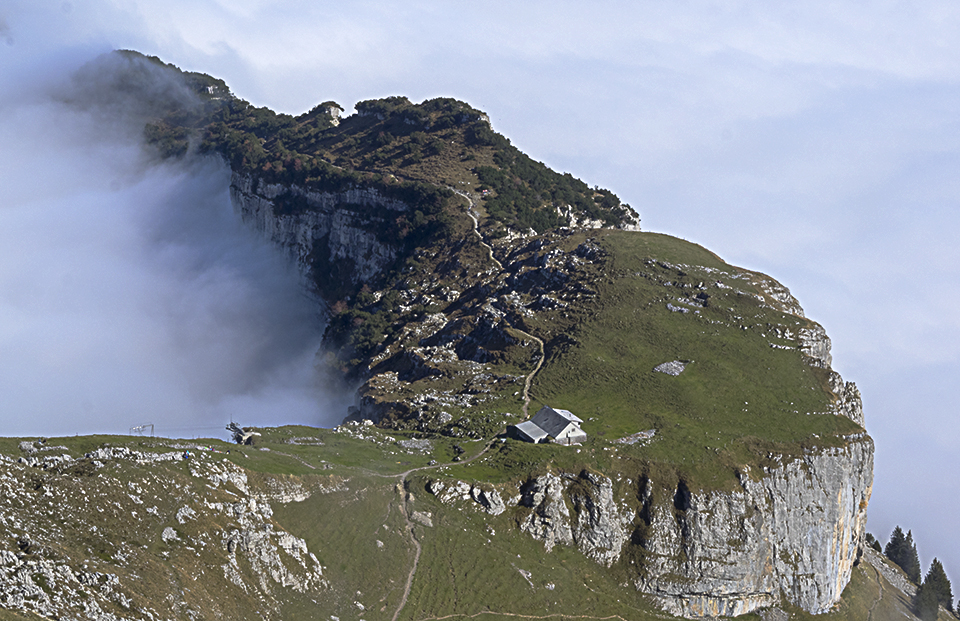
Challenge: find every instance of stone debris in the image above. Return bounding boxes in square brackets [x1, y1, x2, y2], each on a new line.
[17, 453, 74, 469]
[176, 505, 197, 524]
[203, 460, 250, 494]
[410, 511, 433, 527]
[397, 438, 433, 453]
[517, 568, 534, 588]
[653, 360, 687, 376]
[613, 430, 657, 445]
[0, 439, 329, 620]
[85, 446, 183, 464]
[255, 476, 338, 503]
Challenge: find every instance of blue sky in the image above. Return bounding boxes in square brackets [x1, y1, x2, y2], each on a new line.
[2, 0, 958, 589]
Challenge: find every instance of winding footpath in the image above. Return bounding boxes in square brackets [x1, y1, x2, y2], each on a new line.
[388, 437, 499, 621]
[514, 328, 545, 418]
[450, 188, 544, 417]
[451, 188, 503, 271]
[388, 190, 547, 620]
[866, 562, 884, 621]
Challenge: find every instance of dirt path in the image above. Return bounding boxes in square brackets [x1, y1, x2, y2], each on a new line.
[388, 437, 499, 621]
[449, 189, 545, 418]
[867, 563, 884, 621]
[511, 328, 544, 418]
[451, 188, 503, 271]
[391, 496, 423, 621]
[386, 189, 546, 620]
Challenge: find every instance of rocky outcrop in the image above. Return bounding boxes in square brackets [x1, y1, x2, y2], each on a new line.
[0, 444, 327, 621]
[511, 445, 872, 616]
[218, 497, 325, 594]
[428, 435, 872, 619]
[799, 324, 832, 369]
[795, 323, 865, 426]
[429, 472, 633, 567]
[229, 171, 404, 286]
[829, 370, 865, 427]
[518, 473, 574, 551]
[567, 472, 635, 566]
[427, 480, 506, 516]
[517, 472, 634, 566]
[637, 434, 873, 618]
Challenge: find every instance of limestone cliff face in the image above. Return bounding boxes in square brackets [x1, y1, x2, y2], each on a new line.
[229, 171, 404, 288]
[637, 434, 873, 617]
[427, 434, 873, 618]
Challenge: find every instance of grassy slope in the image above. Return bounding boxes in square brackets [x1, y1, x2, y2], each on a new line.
[522, 230, 861, 490]
[0, 404, 876, 621]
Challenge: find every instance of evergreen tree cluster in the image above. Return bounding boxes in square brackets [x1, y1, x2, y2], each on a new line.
[882, 526, 955, 619]
[885, 526, 921, 583]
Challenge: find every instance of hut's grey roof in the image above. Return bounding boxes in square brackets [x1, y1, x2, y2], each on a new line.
[549, 407, 582, 423]
[514, 420, 550, 443]
[531, 406, 583, 439]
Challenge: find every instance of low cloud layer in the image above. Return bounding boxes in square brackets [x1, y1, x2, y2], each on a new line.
[0, 58, 349, 438]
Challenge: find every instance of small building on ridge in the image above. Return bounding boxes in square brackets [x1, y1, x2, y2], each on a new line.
[510, 406, 587, 445]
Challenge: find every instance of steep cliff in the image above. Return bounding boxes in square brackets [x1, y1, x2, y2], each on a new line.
[425, 429, 872, 618]
[229, 171, 405, 291]
[636, 435, 873, 617]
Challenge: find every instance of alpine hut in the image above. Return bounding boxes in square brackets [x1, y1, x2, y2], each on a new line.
[511, 405, 587, 445]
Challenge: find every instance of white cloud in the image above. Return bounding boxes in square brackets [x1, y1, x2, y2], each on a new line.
[0, 72, 346, 437]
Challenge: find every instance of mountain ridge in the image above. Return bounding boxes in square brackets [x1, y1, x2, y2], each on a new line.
[0, 50, 883, 620]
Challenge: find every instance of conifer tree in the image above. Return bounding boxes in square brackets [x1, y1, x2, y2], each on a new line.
[904, 530, 922, 583]
[915, 583, 939, 621]
[923, 558, 953, 612]
[885, 526, 907, 568]
[885, 526, 922, 583]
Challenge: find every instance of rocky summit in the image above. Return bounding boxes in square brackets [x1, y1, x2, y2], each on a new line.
[0, 50, 896, 621]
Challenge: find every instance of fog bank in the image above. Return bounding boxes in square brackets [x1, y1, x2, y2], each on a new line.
[0, 60, 349, 438]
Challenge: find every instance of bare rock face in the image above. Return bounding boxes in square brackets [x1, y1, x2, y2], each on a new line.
[568, 472, 634, 567]
[518, 473, 574, 551]
[515, 472, 632, 566]
[472, 436, 872, 619]
[229, 172, 403, 287]
[798, 325, 832, 368]
[636, 435, 874, 618]
[828, 370, 865, 427]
